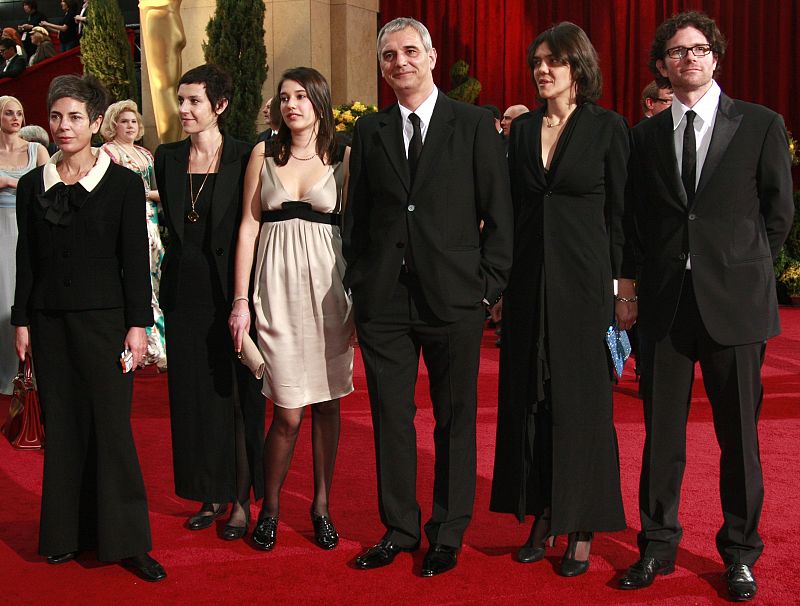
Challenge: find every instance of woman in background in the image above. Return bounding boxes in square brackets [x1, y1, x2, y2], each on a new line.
[40, 0, 80, 52]
[12, 74, 164, 581]
[101, 100, 167, 370]
[490, 22, 636, 576]
[0, 96, 48, 395]
[230, 66, 353, 552]
[155, 64, 264, 541]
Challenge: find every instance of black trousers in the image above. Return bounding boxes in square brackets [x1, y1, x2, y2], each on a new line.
[638, 275, 765, 566]
[355, 273, 485, 549]
[31, 309, 152, 561]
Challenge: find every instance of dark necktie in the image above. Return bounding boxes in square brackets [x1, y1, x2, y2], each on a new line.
[408, 113, 423, 183]
[681, 110, 697, 205]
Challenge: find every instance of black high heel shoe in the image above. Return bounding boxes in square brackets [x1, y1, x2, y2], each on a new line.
[517, 515, 554, 563]
[559, 531, 593, 577]
[222, 501, 250, 541]
[253, 514, 278, 551]
[311, 510, 339, 550]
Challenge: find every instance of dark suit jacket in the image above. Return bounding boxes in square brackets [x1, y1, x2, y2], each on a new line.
[343, 92, 513, 323]
[12, 161, 152, 328]
[154, 135, 252, 312]
[628, 93, 794, 346]
[1, 54, 26, 78]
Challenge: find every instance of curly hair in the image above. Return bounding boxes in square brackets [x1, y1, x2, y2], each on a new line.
[527, 22, 602, 106]
[100, 99, 145, 142]
[649, 11, 726, 89]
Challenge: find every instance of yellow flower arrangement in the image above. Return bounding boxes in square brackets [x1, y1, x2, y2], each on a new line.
[333, 100, 378, 133]
[788, 130, 799, 166]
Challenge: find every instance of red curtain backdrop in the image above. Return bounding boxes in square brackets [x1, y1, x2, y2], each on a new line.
[377, 0, 800, 140]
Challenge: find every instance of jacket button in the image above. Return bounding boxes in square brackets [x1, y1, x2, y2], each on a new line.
[63, 279, 72, 286]
[678, 253, 686, 261]
[545, 191, 552, 197]
[396, 242, 405, 248]
[62, 249, 70, 258]
[407, 204, 415, 212]
[688, 213, 696, 220]
[215, 248, 224, 256]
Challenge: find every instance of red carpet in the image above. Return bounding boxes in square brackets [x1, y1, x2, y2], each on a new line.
[1, 308, 799, 605]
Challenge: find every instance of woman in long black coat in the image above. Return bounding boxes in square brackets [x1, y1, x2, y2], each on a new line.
[155, 64, 264, 539]
[12, 74, 165, 581]
[490, 22, 637, 576]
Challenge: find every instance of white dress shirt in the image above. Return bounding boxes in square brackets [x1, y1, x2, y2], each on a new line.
[398, 87, 438, 158]
[671, 80, 721, 269]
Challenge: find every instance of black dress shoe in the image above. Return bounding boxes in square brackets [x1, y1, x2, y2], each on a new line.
[559, 531, 592, 577]
[725, 563, 757, 601]
[517, 515, 552, 563]
[121, 553, 167, 582]
[619, 556, 675, 589]
[252, 515, 278, 551]
[187, 503, 228, 530]
[222, 503, 250, 541]
[47, 551, 79, 565]
[355, 537, 419, 569]
[421, 544, 458, 577]
[311, 512, 339, 550]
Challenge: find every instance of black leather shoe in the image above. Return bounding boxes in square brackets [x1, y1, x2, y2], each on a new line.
[311, 512, 339, 550]
[517, 515, 553, 563]
[187, 503, 228, 530]
[121, 553, 167, 582]
[725, 563, 757, 601]
[421, 544, 458, 577]
[559, 531, 592, 577]
[355, 537, 419, 569]
[619, 556, 675, 589]
[47, 551, 79, 565]
[222, 502, 250, 541]
[252, 515, 278, 551]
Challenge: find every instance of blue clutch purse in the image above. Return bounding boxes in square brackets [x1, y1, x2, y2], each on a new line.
[606, 324, 632, 378]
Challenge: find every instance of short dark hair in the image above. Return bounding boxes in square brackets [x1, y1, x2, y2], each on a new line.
[649, 11, 726, 88]
[63, 0, 79, 12]
[481, 104, 501, 120]
[269, 94, 281, 130]
[23, 1, 39, 10]
[273, 67, 337, 167]
[47, 74, 109, 122]
[0, 38, 14, 51]
[178, 63, 233, 127]
[527, 21, 602, 106]
[640, 80, 660, 114]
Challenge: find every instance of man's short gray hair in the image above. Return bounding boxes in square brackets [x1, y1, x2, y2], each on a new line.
[377, 17, 433, 58]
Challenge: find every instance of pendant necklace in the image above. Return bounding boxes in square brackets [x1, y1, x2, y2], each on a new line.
[187, 141, 221, 223]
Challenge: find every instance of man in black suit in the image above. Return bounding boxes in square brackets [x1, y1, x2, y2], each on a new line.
[343, 17, 513, 577]
[0, 39, 26, 78]
[620, 11, 794, 602]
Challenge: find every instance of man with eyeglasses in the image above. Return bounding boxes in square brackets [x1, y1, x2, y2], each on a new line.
[640, 80, 673, 119]
[620, 11, 793, 602]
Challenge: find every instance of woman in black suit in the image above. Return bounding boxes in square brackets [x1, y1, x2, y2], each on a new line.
[155, 64, 264, 540]
[490, 22, 637, 576]
[12, 74, 165, 581]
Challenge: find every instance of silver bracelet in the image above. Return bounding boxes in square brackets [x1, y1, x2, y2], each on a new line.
[615, 295, 638, 303]
[230, 312, 250, 317]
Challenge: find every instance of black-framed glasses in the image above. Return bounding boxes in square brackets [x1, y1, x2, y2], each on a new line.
[665, 44, 712, 59]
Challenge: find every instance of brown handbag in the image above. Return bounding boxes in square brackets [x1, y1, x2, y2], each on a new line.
[1, 356, 45, 450]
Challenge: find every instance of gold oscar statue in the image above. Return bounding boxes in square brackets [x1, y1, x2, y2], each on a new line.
[139, 0, 186, 143]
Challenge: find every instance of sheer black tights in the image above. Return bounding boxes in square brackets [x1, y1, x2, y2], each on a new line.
[260, 399, 340, 519]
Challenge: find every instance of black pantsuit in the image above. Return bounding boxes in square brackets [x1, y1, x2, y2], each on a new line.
[33, 309, 151, 561]
[12, 157, 155, 561]
[356, 274, 485, 548]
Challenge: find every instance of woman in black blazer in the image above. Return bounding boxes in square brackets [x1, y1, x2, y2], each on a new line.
[490, 23, 637, 576]
[155, 64, 264, 540]
[12, 74, 165, 581]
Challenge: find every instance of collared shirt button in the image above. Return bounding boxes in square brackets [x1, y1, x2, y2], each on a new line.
[407, 204, 415, 212]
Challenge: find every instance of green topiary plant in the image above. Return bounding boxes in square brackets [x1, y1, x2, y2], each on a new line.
[203, 0, 268, 143]
[80, 0, 138, 104]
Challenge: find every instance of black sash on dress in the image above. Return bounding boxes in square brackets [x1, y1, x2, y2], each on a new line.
[262, 201, 339, 225]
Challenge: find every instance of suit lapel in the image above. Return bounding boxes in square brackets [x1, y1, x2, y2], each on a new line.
[651, 112, 687, 208]
[411, 93, 455, 194]
[164, 138, 190, 243]
[695, 94, 741, 202]
[211, 135, 240, 231]
[376, 105, 411, 193]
